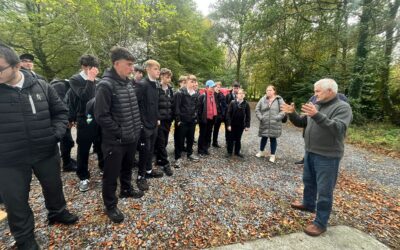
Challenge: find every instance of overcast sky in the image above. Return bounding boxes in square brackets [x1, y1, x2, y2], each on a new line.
[194, 0, 216, 16]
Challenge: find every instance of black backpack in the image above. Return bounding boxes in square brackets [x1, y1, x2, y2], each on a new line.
[50, 79, 70, 102]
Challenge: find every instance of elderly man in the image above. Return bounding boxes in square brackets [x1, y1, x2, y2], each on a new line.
[281, 78, 352, 236]
[0, 44, 78, 249]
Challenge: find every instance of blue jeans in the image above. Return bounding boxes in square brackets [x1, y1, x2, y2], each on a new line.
[260, 137, 277, 154]
[302, 151, 341, 229]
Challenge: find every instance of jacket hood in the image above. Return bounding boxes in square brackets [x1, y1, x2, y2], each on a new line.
[20, 69, 37, 89]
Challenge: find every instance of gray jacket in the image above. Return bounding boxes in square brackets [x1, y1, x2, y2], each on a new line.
[289, 96, 352, 158]
[255, 95, 286, 138]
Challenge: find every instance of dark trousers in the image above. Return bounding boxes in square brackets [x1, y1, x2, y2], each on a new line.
[212, 116, 223, 145]
[0, 153, 67, 244]
[102, 142, 137, 209]
[198, 118, 215, 154]
[76, 118, 103, 180]
[303, 152, 340, 229]
[155, 120, 172, 166]
[138, 127, 158, 177]
[60, 128, 74, 166]
[174, 121, 196, 160]
[226, 126, 245, 154]
[260, 137, 277, 154]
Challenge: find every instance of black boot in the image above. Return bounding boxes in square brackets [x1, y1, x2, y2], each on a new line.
[16, 237, 40, 250]
[48, 209, 78, 225]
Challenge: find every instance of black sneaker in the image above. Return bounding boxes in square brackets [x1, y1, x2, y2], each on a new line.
[225, 152, 232, 158]
[63, 160, 77, 172]
[163, 164, 173, 176]
[16, 237, 40, 250]
[145, 168, 164, 178]
[212, 143, 221, 148]
[106, 207, 124, 223]
[295, 158, 304, 165]
[235, 153, 245, 158]
[187, 155, 200, 162]
[120, 188, 144, 199]
[137, 178, 149, 191]
[48, 209, 78, 225]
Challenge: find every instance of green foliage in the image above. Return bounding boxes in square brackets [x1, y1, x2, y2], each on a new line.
[348, 123, 400, 152]
[0, 0, 224, 82]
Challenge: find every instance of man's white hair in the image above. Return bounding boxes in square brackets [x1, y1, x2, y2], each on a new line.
[314, 78, 338, 94]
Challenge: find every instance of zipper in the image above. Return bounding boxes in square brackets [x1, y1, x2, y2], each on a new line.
[28, 94, 36, 114]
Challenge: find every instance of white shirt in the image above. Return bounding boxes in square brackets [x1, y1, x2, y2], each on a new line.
[6, 72, 24, 89]
[79, 71, 88, 80]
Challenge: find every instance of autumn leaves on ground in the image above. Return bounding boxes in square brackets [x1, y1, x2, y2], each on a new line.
[0, 120, 399, 249]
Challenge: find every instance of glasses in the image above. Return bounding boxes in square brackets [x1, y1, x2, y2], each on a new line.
[0, 65, 12, 75]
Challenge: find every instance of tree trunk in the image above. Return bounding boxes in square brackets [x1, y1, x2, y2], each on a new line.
[236, 41, 242, 83]
[349, 0, 372, 99]
[379, 0, 400, 124]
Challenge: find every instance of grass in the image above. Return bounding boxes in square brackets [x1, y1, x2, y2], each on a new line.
[347, 123, 400, 157]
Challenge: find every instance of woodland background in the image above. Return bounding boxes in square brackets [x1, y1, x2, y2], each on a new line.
[1, 0, 400, 128]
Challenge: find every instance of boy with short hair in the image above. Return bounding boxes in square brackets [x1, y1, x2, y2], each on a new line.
[226, 89, 251, 158]
[69, 54, 103, 192]
[155, 68, 174, 176]
[173, 74, 200, 168]
[136, 60, 164, 191]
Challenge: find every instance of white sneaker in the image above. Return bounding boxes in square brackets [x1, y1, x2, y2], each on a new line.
[256, 151, 265, 158]
[174, 159, 182, 169]
[79, 179, 90, 192]
[269, 155, 276, 163]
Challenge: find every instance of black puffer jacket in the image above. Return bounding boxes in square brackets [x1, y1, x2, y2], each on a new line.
[158, 85, 174, 121]
[0, 70, 68, 168]
[94, 67, 142, 145]
[174, 87, 199, 123]
[136, 77, 160, 129]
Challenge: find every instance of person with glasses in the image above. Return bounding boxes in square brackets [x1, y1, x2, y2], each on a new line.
[0, 43, 78, 249]
[19, 53, 46, 81]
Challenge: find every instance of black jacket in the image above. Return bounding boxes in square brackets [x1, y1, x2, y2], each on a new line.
[174, 87, 199, 124]
[197, 91, 222, 124]
[136, 77, 160, 129]
[0, 70, 68, 168]
[225, 90, 236, 108]
[216, 91, 227, 118]
[94, 68, 142, 145]
[158, 85, 174, 121]
[69, 72, 96, 118]
[226, 100, 251, 128]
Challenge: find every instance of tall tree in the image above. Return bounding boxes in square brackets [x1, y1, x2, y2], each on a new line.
[349, 0, 373, 99]
[379, 0, 400, 124]
[209, 0, 258, 84]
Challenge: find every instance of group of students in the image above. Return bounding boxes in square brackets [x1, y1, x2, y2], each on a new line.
[0, 42, 353, 249]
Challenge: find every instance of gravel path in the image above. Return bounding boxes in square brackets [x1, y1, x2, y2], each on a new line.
[1, 108, 399, 249]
